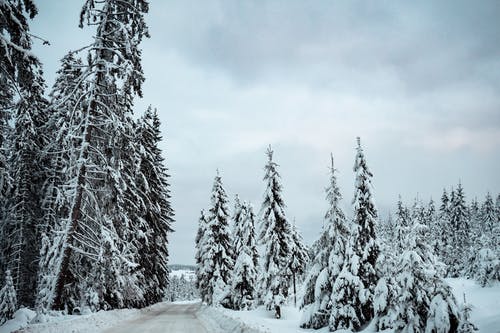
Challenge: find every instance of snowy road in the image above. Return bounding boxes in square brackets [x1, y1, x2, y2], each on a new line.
[103, 302, 209, 333]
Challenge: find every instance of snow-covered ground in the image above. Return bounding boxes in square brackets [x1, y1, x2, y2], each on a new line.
[2, 278, 498, 333]
[446, 278, 500, 333]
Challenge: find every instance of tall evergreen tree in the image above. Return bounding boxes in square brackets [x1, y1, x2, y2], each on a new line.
[36, 53, 88, 311]
[300, 154, 349, 330]
[230, 201, 259, 310]
[135, 107, 174, 305]
[258, 146, 293, 311]
[351, 137, 379, 324]
[0, 0, 48, 308]
[38, 0, 151, 312]
[203, 172, 234, 306]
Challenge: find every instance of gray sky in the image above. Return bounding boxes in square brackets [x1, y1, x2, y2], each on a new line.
[32, 1, 500, 265]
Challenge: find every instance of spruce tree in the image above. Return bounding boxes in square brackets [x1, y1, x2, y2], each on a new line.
[258, 146, 293, 311]
[288, 222, 308, 307]
[204, 172, 234, 306]
[329, 235, 365, 331]
[448, 182, 469, 277]
[230, 201, 258, 310]
[351, 137, 379, 324]
[300, 154, 349, 329]
[41, 0, 151, 312]
[195, 209, 210, 303]
[390, 213, 460, 333]
[437, 189, 451, 263]
[0, 0, 48, 308]
[135, 107, 174, 305]
[0, 270, 17, 325]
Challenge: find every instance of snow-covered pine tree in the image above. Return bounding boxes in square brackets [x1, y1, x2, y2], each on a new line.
[389, 209, 460, 333]
[195, 209, 211, 303]
[42, 0, 151, 312]
[0, 0, 44, 219]
[471, 193, 500, 286]
[351, 137, 379, 324]
[203, 172, 234, 306]
[300, 154, 349, 330]
[457, 294, 478, 333]
[394, 196, 410, 252]
[36, 53, 88, 311]
[329, 235, 365, 331]
[438, 189, 451, 265]
[258, 146, 293, 312]
[135, 107, 174, 305]
[0, 0, 48, 308]
[230, 201, 259, 310]
[0, 270, 17, 325]
[288, 221, 308, 307]
[448, 182, 469, 277]
[426, 198, 441, 255]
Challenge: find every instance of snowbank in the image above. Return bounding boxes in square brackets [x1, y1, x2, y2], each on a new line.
[1, 303, 169, 333]
[196, 305, 265, 333]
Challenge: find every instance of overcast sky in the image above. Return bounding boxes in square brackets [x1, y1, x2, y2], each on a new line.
[32, 1, 500, 265]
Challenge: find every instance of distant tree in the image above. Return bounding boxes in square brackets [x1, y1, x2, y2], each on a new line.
[300, 154, 349, 330]
[258, 146, 293, 312]
[230, 201, 259, 310]
[351, 137, 379, 324]
[0, 270, 17, 325]
[448, 182, 469, 277]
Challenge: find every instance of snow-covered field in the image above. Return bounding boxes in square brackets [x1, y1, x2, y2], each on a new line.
[2, 278, 498, 333]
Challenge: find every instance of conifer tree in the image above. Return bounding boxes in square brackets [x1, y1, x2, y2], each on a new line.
[40, 0, 151, 312]
[329, 235, 365, 331]
[203, 172, 234, 306]
[230, 201, 258, 310]
[448, 182, 469, 277]
[195, 210, 210, 303]
[258, 146, 293, 311]
[438, 189, 451, 262]
[351, 137, 379, 324]
[0, 0, 48, 308]
[288, 222, 308, 307]
[0, 270, 17, 325]
[300, 154, 349, 329]
[135, 107, 174, 305]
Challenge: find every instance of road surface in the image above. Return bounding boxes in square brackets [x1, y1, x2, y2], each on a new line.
[103, 302, 210, 333]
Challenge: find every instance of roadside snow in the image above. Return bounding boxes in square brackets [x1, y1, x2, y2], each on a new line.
[196, 305, 264, 333]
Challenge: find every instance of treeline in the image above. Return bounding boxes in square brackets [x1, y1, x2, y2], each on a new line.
[0, 0, 173, 323]
[379, 186, 500, 286]
[195, 139, 498, 332]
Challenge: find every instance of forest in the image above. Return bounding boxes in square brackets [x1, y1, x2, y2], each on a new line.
[1, 1, 499, 332]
